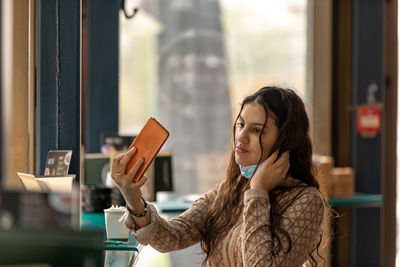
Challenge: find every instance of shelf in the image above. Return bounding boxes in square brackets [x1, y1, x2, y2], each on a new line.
[328, 193, 382, 208]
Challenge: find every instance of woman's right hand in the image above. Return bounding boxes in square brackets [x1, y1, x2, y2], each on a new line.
[111, 147, 148, 212]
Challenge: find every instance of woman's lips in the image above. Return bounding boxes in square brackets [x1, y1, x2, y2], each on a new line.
[235, 146, 248, 153]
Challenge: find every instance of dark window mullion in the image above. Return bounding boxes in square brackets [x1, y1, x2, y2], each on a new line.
[35, 0, 81, 177]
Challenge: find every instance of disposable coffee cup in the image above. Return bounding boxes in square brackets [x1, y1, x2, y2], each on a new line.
[104, 206, 129, 240]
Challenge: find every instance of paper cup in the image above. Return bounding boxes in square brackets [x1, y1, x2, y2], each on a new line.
[104, 206, 129, 240]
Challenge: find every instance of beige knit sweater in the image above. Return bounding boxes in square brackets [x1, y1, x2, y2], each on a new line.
[123, 177, 324, 267]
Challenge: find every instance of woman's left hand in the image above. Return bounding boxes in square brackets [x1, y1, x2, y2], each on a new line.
[250, 150, 290, 192]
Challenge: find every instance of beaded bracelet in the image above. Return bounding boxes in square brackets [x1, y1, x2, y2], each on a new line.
[126, 196, 148, 218]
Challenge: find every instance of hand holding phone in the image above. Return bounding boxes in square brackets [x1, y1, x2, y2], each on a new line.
[125, 118, 169, 182]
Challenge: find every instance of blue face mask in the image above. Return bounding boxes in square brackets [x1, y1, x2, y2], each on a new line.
[239, 164, 258, 179]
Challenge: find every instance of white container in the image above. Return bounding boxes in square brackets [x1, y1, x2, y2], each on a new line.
[104, 206, 129, 240]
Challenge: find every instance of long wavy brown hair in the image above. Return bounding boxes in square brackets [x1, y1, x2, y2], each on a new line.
[199, 87, 326, 266]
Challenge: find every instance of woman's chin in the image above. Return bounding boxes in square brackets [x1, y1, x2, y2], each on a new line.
[235, 153, 257, 166]
[235, 158, 254, 167]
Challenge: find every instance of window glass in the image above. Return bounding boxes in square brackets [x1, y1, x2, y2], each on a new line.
[119, 0, 309, 196]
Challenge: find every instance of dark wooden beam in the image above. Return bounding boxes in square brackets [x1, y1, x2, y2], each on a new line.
[35, 0, 81, 177]
[382, 0, 398, 265]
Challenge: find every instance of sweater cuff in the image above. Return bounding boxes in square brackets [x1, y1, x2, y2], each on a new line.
[244, 188, 269, 202]
[126, 203, 158, 245]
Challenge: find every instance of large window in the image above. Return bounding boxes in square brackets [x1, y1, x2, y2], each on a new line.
[119, 0, 310, 196]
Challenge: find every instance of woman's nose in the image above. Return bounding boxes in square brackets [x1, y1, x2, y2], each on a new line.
[237, 128, 249, 143]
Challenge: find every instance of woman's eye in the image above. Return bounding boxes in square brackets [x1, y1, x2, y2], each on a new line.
[236, 122, 244, 128]
[254, 127, 265, 134]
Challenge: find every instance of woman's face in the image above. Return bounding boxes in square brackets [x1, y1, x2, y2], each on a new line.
[234, 102, 279, 166]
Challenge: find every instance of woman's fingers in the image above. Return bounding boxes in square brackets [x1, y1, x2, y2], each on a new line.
[111, 152, 126, 183]
[250, 150, 290, 192]
[111, 152, 124, 172]
[278, 152, 290, 177]
[262, 150, 288, 171]
[118, 148, 137, 172]
[278, 153, 290, 176]
[121, 169, 147, 189]
[112, 152, 125, 163]
[125, 157, 144, 181]
[135, 175, 148, 187]
[275, 151, 290, 167]
[282, 160, 290, 177]
[264, 150, 279, 166]
[111, 148, 138, 185]
[264, 150, 290, 177]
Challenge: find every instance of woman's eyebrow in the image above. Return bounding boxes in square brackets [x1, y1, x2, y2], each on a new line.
[238, 116, 265, 126]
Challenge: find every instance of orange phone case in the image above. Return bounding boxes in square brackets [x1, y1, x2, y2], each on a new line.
[125, 118, 169, 182]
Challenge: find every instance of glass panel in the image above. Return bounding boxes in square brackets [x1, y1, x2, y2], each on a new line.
[119, 0, 309, 196]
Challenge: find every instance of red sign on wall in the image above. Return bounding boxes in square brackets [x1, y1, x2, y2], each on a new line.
[356, 105, 381, 137]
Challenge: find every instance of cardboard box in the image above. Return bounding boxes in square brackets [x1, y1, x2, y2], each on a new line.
[313, 155, 355, 198]
[313, 155, 334, 199]
[329, 167, 354, 198]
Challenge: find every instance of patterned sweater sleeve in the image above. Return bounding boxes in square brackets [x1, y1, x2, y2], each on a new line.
[123, 184, 220, 253]
[240, 187, 324, 267]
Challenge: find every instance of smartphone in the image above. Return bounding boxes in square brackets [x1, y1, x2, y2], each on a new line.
[125, 118, 170, 182]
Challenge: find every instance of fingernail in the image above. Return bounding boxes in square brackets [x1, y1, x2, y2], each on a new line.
[130, 147, 136, 152]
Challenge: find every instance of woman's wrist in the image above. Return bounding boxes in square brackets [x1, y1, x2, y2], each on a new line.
[127, 197, 151, 227]
[125, 191, 144, 213]
[250, 180, 273, 192]
[127, 196, 148, 217]
[250, 186, 270, 192]
[127, 199, 145, 214]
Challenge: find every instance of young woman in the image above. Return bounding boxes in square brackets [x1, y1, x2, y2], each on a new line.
[112, 87, 326, 266]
